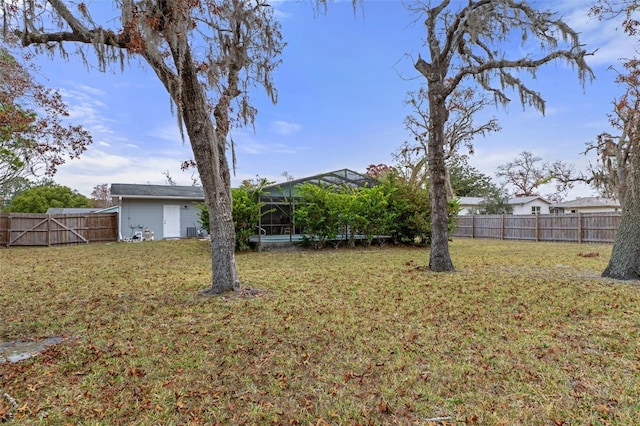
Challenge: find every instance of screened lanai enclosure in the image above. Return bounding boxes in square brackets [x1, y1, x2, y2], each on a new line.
[252, 169, 378, 249]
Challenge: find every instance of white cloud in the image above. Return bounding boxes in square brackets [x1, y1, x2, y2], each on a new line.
[65, 150, 133, 171]
[57, 86, 120, 146]
[55, 146, 197, 196]
[270, 120, 301, 135]
[75, 84, 107, 98]
[560, 2, 638, 67]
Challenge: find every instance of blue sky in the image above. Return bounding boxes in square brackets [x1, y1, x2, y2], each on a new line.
[29, 0, 637, 199]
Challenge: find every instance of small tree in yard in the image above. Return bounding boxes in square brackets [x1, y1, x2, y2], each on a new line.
[3, 0, 284, 294]
[408, 0, 593, 272]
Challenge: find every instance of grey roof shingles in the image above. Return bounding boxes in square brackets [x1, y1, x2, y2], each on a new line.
[457, 196, 486, 206]
[46, 207, 101, 214]
[551, 197, 620, 208]
[110, 184, 204, 199]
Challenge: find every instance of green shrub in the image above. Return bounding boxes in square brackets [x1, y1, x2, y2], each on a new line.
[294, 182, 397, 249]
[293, 183, 344, 249]
[196, 178, 273, 252]
[378, 171, 460, 246]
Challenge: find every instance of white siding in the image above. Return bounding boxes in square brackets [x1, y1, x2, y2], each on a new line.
[512, 200, 550, 215]
[563, 206, 619, 214]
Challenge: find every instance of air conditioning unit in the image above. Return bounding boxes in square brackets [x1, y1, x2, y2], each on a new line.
[186, 227, 197, 238]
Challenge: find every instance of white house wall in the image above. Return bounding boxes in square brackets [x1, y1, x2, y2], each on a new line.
[512, 200, 550, 215]
[119, 199, 203, 240]
[564, 207, 620, 214]
[458, 206, 479, 215]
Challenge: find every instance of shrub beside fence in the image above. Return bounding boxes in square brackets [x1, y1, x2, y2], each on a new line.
[0, 213, 118, 247]
[451, 212, 621, 244]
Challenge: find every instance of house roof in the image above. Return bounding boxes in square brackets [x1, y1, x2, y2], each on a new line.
[551, 197, 620, 208]
[46, 207, 101, 214]
[457, 196, 485, 206]
[507, 196, 550, 205]
[96, 205, 120, 213]
[110, 184, 204, 200]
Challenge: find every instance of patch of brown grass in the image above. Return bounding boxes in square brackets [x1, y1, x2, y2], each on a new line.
[1, 238, 639, 424]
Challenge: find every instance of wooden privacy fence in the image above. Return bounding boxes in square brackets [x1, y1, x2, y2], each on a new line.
[0, 213, 118, 247]
[451, 212, 621, 244]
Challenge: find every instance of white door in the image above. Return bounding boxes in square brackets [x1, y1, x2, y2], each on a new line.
[163, 205, 181, 238]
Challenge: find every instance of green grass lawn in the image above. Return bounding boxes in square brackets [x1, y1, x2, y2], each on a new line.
[1, 239, 639, 424]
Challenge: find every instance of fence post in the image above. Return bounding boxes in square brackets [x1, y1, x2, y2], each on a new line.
[47, 215, 51, 247]
[578, 212, 582, 244]
[6, 214, 11, 247]
[535, 213, 539, 242]
[471, 215, 475, 238]
[501, 214, 504, 240]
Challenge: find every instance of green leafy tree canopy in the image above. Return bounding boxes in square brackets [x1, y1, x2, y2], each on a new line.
[7, 184, 91, 213]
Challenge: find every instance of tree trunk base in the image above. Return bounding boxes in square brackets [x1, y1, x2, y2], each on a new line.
[198, 286, 237, 297]
[198, 285, 267, 299]
[429, 246, 455, 272]
[601, 266, 640, 281]
[428, 260, 455, 272]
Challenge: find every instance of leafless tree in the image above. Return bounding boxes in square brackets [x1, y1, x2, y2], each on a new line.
[402, 85, 500, 196]
[408, 0, 593, 271]
[161, 170, 177, 186]
[2, 0, 284, 294]
[90, 183, 113, 209]
[496, 151, 574, 201]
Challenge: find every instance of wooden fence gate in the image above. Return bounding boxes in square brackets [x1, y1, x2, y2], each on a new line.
[0, 213, 118, 247]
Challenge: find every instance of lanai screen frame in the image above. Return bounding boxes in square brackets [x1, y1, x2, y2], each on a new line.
[257, 169, 379, 239]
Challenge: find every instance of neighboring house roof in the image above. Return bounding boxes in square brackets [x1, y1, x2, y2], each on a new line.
[110, 184, 204, 200]
[95, 205, 120, 214]
[551, 197, 620, 209]
[507, 196, 550, 205]
[457, 196, 485, 206]
[46, 207, 101, 214]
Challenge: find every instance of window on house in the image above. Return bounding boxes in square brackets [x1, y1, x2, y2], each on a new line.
[531, 206, 541, 215]
[570, 209, 577, 213]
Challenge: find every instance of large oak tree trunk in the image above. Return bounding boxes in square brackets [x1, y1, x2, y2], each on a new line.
[602, 153, 640, 280]
[172, 47, 240, 294]
[428, 87, 454, 272]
